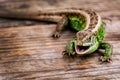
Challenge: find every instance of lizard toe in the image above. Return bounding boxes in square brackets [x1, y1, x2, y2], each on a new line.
[99, 56, 112, 62]
[53, 32, 61, 38]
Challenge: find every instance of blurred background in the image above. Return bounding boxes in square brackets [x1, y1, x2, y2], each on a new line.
[0, 0, 120, 80]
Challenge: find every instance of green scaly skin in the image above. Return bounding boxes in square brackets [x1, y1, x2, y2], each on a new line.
[65, 16, 112, 62]
[0, 8, 112, 62]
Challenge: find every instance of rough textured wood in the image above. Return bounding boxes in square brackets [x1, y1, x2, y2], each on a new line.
[0, 0, 120, 80]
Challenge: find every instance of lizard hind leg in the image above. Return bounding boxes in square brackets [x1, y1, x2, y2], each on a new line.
[53, 16, 68, 38]
[99, 42, 113, 62]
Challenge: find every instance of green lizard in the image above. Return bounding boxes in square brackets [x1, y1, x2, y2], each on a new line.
[0, 7, 112, 62]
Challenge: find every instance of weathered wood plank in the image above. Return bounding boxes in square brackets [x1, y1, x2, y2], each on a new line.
[0, 0, 120, 80]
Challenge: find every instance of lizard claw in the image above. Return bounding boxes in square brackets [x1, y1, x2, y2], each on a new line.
[62, 51, 67, 55]
[53, 31, 61, 38]
[99, 56, 112, 62]
[62, 50, 76, 56]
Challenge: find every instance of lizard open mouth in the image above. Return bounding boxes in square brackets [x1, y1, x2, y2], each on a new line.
[75, 45, 90, 54]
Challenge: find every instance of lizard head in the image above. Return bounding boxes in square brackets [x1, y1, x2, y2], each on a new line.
[75, 30, 99, 55]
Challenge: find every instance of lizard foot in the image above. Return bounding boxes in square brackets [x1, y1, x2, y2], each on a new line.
[62, 50, 76, 56]
[62, 51, 68, 56]
[53, 31, 61, 38]
[99, 56, 111, 62]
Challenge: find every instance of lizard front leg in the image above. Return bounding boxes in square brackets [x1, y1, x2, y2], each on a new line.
[53, 16, 68, 38]
[99, 42, 113, 62]
[63, 40, 76, 56]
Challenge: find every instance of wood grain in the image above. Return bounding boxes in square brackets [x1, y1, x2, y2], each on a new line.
[0, 0, 120, 80]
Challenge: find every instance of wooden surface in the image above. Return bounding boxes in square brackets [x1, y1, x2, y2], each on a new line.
[0, 0, 120, 80]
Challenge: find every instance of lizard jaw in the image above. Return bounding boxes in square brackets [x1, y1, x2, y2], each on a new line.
[75, 39, 99, 55]
[75, 45, 90, 55]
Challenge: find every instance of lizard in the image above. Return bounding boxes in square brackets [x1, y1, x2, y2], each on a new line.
[0, 7, 112, 62]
